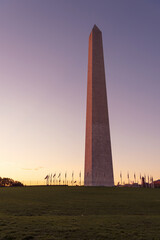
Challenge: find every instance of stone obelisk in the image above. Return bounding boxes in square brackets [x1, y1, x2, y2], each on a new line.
[84, 25, 114, 186]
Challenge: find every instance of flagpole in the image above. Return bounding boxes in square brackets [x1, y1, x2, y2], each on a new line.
[72, 171, 74, 186]
[65, 172, 67, 185]
[127, 172, 130, 184]
[134, 173, 136, 184]
[79, 171, 81, 186]
[120, 171, 122, 185]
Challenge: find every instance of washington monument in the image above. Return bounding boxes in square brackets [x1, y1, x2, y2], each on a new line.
[84, 25, 114, 186]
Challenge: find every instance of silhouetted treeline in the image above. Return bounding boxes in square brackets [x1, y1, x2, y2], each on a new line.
[0, 177, 23, 187]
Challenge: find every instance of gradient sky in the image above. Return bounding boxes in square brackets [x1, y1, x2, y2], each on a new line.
[0, 0, 160, 184]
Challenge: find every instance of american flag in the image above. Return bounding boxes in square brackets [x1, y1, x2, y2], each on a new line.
[53, 173, 56, 178]
[57, 173, 61, 178]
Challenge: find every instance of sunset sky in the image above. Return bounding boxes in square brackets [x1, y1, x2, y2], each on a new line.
[0, 0, 160, 185]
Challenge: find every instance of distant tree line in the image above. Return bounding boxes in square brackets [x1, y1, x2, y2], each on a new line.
[0, 177, 23, 187]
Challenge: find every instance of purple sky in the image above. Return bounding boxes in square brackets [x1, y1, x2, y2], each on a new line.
[0, 0, 160, 184]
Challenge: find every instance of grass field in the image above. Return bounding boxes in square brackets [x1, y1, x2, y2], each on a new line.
[0, 186, 160, 240]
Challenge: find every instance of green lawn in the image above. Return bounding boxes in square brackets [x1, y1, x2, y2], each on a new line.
[0, 186, 160, 240]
